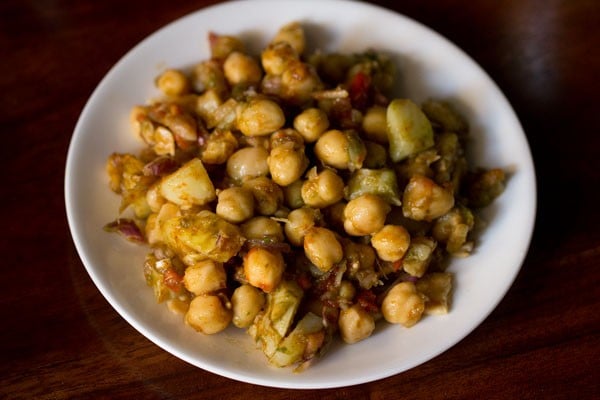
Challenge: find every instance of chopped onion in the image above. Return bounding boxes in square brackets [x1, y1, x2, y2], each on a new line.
[142, 156, 179, 177]
[103, 218, 145, 243]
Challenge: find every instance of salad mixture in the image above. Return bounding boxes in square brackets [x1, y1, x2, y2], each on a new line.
[104, 22, 505, 370]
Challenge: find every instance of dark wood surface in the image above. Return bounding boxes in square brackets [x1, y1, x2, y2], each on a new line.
[2, 0, 599, 399]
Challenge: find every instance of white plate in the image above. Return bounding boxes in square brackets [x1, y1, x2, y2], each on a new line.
[65, 0, 536, 389]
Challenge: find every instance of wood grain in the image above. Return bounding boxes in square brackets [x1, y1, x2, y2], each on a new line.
[1, 0, 598, 399]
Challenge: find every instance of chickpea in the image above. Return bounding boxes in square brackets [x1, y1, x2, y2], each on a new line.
[293, 108, 329, 143]
[237, 98, 285, 137]
[344, 240, 376, 271]
[343, 194, 391, 236]
[268, 146, 309, 186]
[362, 105, 388, 144]
[201, 129, 239, 165]
[281, 61, 322, 105]
[239, 134, 271, 150]
[363, 140, 388, 169]
[303, 227, 343, 272]
[241, 216, 284, 242]
[402, 174, 455, 221]
[270, 128, 304, 149]
[223, 51, 263, 86]
[381, 282, 426, 327]
[319, 129, 366, 170]
[183, 260, 227, 295]
[208, 32, 245, 60]
[301, 168, 344, 208]
[226, 146, 270, 182]
[242, 176, 283, 216]
[283, 179, 305, 209]
[342, 239, 380, 289]
[314, 130, 349, 169]
[323, 201, 346, 231]
[216, 187, 254, 223]
[339, 280, 356, 302]
[231, 284, 265, 328]
[192, 60, 228, 96]
[261, 41, 298, 75]
[243, 247, 285, 292]
[272, 21, 306, 54]
[371, 225, 411, 262]
[338, 304, 375, 344]
[156, 69, 190, 97]
[185, 294, 232, 334]
[284, 207, 320, 246]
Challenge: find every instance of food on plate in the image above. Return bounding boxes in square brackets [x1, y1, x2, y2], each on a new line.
[104, 22, 506, 370]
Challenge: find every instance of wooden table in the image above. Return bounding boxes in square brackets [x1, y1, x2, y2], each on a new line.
[2, 0, 599, 398]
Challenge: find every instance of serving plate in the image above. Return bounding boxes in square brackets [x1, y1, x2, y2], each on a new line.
[65, 0, 536, 389]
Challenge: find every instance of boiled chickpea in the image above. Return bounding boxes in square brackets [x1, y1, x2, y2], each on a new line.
[241, 216, 284, 242]
[343, 240, 376, 271]
[363, 140, 388, 169]
[303, 227, 343, 272]
[281, 61, 322, 105]
[243, 247, 285, 292]
[261, 41, 298, 75]
[183, 260, 227, 296]
[283, 179, 305, 209]
[338, 304, 375, 344]
[272, 21, 305, 54]
[324, 201, 346, 231]
[314, 130, 349, 169]
[362, 105, 388, 143]
[301, 169, 344, 208]
[237, 98, 285, 137]
[381, 282, 426, 327]
[216, 187, 254, 223]
[201, 129, 238, 165]
[208, 32, 245, 60]
[370, 225, 411, 262]
[284, 207, 320, 246]
[226, 146, 269, 182]
[192, 60, 228, 95]
[343, 194, 391, 236]
[293, 108, 329, 143]
[185, 294, 232, 334]
[231, 284, 265, 328]
[242, 176, 283, 216]
[223, 51, 262, 86]
[338, 280, 356, 302]
[402, 174, 455, 221]
[268, 146, 309, 187]
[156, 69, 190, 96]
[270, 128, 304, 149]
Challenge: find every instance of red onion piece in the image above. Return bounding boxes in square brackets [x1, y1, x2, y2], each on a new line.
[142, 156, 179, 177]
[103, 218, 145, 243]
